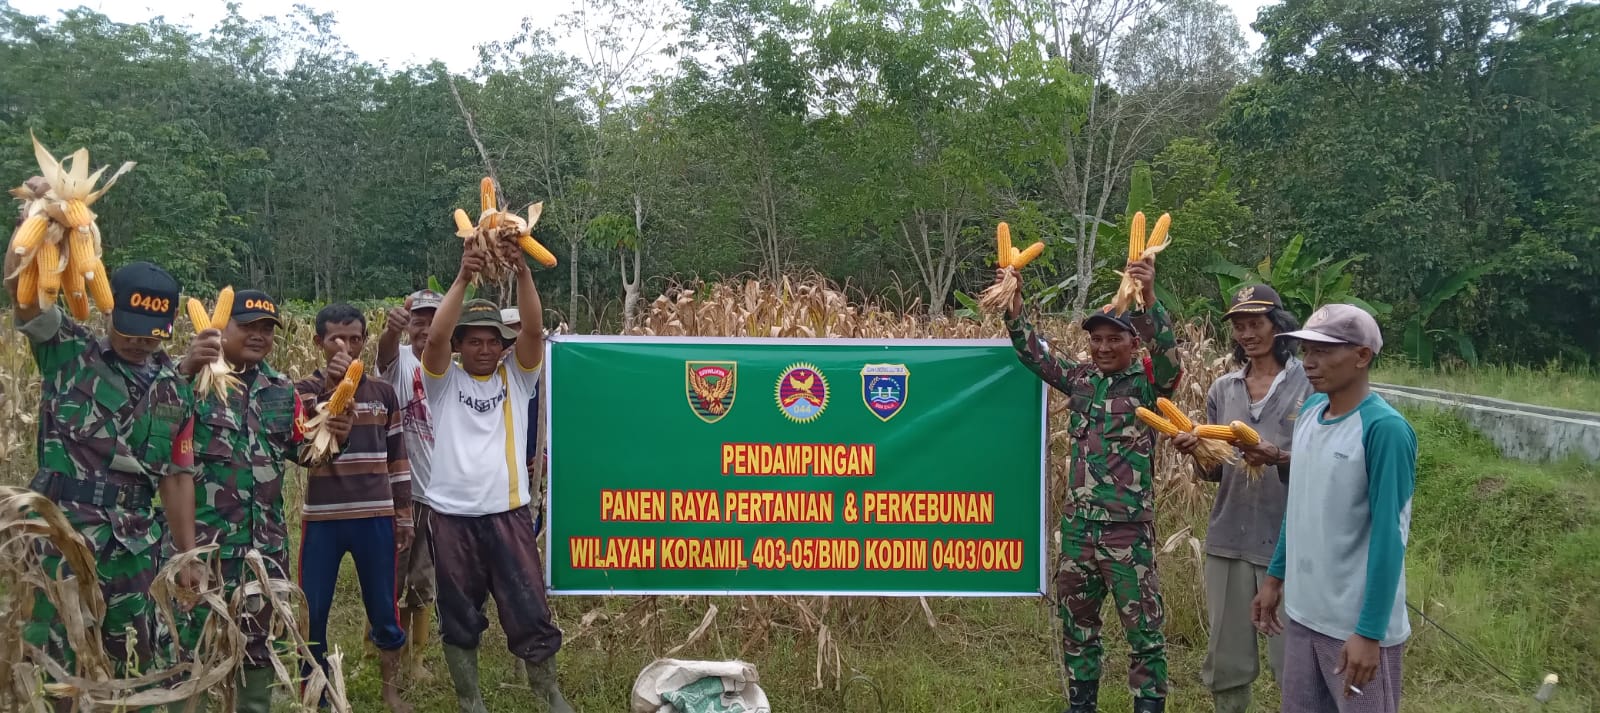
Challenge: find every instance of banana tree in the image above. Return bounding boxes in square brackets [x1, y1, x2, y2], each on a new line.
[1402, 265, 1491, 367]
[1205, 234, 1390, 320]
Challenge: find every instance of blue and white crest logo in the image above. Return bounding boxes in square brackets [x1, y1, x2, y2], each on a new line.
[860, 363, 909, 422]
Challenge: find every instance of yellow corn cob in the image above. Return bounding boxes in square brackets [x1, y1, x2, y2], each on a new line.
[1129, 211, 1146, 259]
[66, 288, 90, 321]
[87, 263, 113, 312]
[10, 215, 48, 254]
[480, 177, 496, 214]
[453, 208, 473, 235]
[1155, 397, 1195, 432]
[211, 286, 234, 330]
[1231, 421, 1261, 446]
[186, 297, 212, 331]
[16, 263, 38, 308]
[326, 359, 364, 415]
[63, 261, 86, 302]
[1012, 242, 1045, 269]
[1135, 407, 1180, 436]
[68, 230, 95, 274]
[63, 199, 94, 230]
[36, 240, 61, 300]
[519, 235, 558, 268]
[1147, 213, 1171, 250]
[997, 222, 1012, 268]
[1010, 246, 1022, 266]
[1195, 424, 1239, 442]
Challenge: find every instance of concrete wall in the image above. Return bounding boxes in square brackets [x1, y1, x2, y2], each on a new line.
[1372, 383, 1600, 464]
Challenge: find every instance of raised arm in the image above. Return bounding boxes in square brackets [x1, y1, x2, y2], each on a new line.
[377, 301, 410, 374]
[1123, 257, 1181, 395]
[997, 269, 1084, 389]
[423, 247, 485, 376]
[512, 258, 545, 371]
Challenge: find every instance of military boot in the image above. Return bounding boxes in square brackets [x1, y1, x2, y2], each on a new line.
[236, 665, 275, 713]
[1063, 679, 1098, 713]
[442, 644, 489, 713]
[1133, 697, 1165, 713]
[524, 656, 576, 713]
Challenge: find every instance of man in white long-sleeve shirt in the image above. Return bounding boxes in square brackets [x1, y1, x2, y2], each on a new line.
[1249, 304, 1417, 713]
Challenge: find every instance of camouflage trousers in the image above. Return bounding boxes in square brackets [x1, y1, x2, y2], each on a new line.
[1055, 517, 1167, 700]
[25, 538, 167, 711]
[174, 550, 291, 667]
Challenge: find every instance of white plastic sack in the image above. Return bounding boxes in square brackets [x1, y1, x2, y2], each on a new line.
[629, 658, 772, 713]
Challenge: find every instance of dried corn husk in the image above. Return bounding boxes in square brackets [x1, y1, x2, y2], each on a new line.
[979, 266, 1020, 315]
[0, 486, 350, 711]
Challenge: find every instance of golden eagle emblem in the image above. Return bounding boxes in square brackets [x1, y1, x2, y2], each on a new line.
[686, 362, 737, 423]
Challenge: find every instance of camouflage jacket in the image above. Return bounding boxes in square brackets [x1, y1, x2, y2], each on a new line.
[1007, 301, 1182, 522]
[191, 362, 304, 558]
[19, 306, 196, 555]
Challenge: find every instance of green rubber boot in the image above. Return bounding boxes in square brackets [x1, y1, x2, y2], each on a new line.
[442, 645, 490, 713]
[236, 666, 276, 713]
[524, 656, 576, 713]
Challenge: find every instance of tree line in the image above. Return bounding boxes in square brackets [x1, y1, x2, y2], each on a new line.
[0, 0, 1594, 364]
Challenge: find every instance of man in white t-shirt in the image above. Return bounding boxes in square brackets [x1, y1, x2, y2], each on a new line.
[376, 287, 443, 682]
[421, 245, 571, 713]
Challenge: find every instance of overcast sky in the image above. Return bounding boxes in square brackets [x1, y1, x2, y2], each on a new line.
[10, 0, 1274, 73]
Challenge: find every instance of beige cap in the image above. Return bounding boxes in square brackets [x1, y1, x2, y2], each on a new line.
[1283, 304, 1383, 353]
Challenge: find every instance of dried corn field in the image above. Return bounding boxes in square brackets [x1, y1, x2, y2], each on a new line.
[0, 276, 1237, 710]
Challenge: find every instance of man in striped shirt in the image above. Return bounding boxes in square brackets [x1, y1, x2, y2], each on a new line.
[296, 303, 414, 713]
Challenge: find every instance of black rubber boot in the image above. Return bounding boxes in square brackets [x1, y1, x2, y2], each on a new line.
[1064, 679, 1098, 713]
[1133, 697, 1165, 713]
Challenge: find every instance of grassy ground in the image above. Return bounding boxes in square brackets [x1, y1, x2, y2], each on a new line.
[301, 409, 1597, 713]
[1374, 362, 1600, 413]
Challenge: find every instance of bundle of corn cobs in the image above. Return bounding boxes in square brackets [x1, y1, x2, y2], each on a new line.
[451, 177, 557, 284]
[1110, 211, 1172, 314]
[979, 222, 1046, 314]
[6, 134, 135, 319]
[186, 287, 243, 400]
[299, 359, 364, 466]
[1136, 397, 1247, 472]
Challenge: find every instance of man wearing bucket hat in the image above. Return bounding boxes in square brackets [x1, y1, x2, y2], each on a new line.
[377, 288, 444, 682]
[1250, 304, 1416, 713]
[172, 289, 334, 712]
[1170, 284, 1311, 713]
[422, 244, 571, 713]
[5, 255, 201, 706]
[996, 256, 1182, 713]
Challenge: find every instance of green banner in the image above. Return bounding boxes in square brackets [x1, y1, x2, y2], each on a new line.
[544, 336, 1047, 596]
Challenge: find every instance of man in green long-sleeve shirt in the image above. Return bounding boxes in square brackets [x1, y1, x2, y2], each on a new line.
[998, 256, 1182, 713]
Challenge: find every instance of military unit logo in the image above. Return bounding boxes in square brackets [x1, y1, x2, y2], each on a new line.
[686, 361, 737, 423]
[861, 363, 909, 421]
[775, 362, 828, 423]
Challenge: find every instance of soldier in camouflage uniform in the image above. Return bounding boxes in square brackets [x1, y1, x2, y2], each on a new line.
[170, 290, 350, 712]
[5, 257, 201, 711]
[999, 256, 1181, 713]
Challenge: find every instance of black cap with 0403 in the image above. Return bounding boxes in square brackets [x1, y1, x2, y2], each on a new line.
[230, 289, 283, 326]
[1081, 304, 1137, 334]
[1224, 284, 1284, 318]
[110, 261, 180, 339]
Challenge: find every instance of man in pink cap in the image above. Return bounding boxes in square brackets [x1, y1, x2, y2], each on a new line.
[1247, 304, 1417, 713]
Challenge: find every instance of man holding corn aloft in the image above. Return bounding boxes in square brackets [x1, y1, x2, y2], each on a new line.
[997, 255, 1181, 713]
[423, 244, 571, 713]
[4, 252, 201, 710]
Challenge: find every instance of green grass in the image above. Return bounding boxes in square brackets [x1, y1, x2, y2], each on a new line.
[1374, 362, 1600, 412]
[303, 409, 1597, 713]
[2, 409, 1594, 712]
